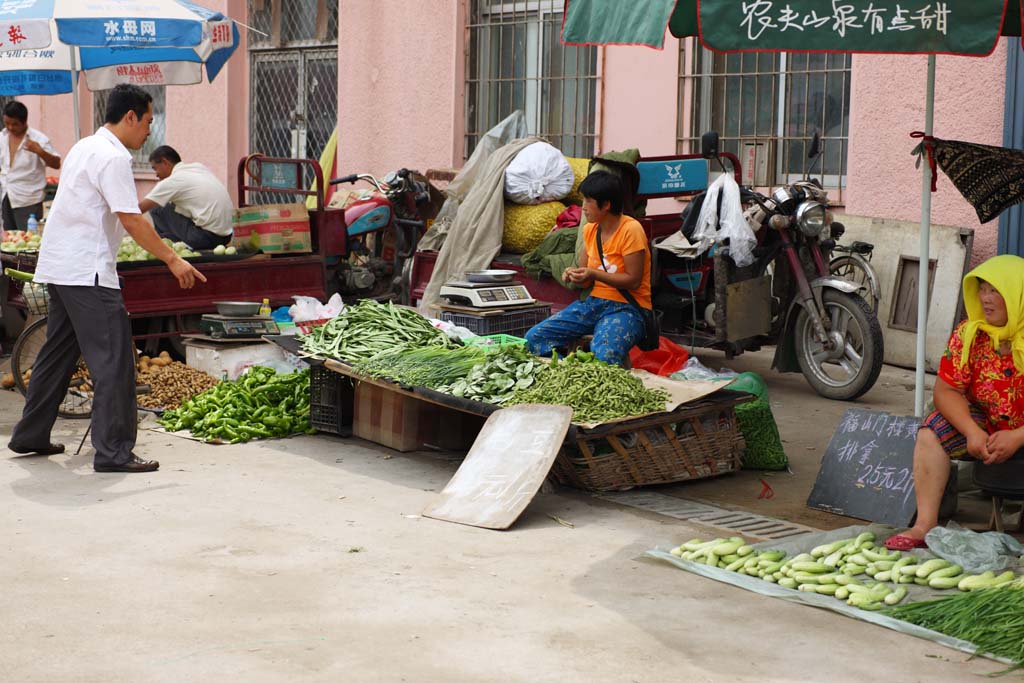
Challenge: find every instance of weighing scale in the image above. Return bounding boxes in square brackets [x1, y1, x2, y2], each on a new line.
[199, 314, 280, 339]
[439, 280, 535, 308]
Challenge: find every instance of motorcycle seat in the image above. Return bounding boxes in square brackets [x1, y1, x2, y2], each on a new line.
[849, 241, 874, 254]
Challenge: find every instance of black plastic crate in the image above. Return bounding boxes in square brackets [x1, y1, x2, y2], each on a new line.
[310, 365, 354, 435]
[440, 304, 551, 337]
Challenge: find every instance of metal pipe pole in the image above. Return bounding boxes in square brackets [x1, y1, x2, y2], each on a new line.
[70, 47, 81, 142]
[915, 55, 937, 417]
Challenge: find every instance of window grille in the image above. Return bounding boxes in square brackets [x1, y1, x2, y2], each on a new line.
[92, 86, 166, 172]
[466, 0, 599, 159]
[679, 42, 851, 196]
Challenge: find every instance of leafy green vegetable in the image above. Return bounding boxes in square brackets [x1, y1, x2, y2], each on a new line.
[354, 345, 486, 389]
[438, 345, 546, 404]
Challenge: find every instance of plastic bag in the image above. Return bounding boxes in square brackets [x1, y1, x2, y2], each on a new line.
[430, 318, 476, 342]
[925, 521, 1024, 573]
[504, 141, 575, 205]
[629, 337, 690, 376]
[288, 294, 345, 323]
[691, 174, 756, 268]
[670, 356, 739, 382]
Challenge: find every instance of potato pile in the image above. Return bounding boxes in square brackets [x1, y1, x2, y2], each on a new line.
[1, 363, 89, 391]
[137, 353, 219, 410]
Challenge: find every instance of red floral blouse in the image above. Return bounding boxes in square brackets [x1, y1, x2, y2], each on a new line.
[939, 320, 1024, 432]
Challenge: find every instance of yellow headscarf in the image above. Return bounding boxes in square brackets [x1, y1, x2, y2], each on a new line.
[960, 254, 1024, 373]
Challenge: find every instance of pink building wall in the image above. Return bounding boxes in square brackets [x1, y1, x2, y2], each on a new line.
[845, 44, 1009, 264]
[337, 0, 465, 178]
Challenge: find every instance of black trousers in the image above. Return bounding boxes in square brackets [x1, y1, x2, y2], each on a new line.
[151, 203, 231, 251]
[11, 282, 137, 467]
[2, 195, 44, 232]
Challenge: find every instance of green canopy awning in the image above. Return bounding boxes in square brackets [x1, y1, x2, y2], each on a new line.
[563, 0, 1023, 51]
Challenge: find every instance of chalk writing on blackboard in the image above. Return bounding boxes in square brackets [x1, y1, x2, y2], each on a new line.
[807, 408, 921, 526]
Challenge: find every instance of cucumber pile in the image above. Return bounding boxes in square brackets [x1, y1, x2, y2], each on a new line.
[670, 533, 1018, 611]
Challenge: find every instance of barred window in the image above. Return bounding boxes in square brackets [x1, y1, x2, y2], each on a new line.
[679, 45, 851, 194]
[466, 0, 599, 159]
[93, 86, 166, 172]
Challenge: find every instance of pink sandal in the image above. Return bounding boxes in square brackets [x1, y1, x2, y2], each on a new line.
[884, 534, 928, 551]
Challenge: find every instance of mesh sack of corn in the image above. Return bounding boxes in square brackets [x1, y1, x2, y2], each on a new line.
[563, 157, 591, 206]
[735, 395, 788, 470]
[502, 200, 566, 254]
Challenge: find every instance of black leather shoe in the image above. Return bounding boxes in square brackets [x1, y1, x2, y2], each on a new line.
[8, 442, 65, 456]
[94, 456, 159, 473]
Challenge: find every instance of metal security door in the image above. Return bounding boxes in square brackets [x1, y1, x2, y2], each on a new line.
[251, 48, 337, 161]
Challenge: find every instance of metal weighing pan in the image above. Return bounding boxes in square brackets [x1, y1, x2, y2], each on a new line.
[213, 301, 261, 316]
[466, 269, 517, 283]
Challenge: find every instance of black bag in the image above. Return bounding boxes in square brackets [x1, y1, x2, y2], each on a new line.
[594, 227, 660, 352]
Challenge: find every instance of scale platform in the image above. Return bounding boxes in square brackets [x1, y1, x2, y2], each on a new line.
[199, 314, 280, 339]
[439, 280, 535, 308]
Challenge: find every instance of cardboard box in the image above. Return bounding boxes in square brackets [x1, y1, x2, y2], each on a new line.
[352, 382, 485, 452]
[233, 203, 312, 254]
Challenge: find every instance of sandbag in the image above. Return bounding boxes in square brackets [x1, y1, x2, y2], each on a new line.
[503, 201, 567, 254]
[504, 141, 574, 205]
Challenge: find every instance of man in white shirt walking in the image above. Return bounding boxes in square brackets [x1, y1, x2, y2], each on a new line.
[139, 145, 234, 250]
[0, 100, 60, 231]
[7, 84, 206, 473]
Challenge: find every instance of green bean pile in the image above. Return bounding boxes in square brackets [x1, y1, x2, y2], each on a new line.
[354, 345, 486, 389]
[507, 352, 669, 423]
[885, 580, 1024, 671]
[299, 300, 454, 363]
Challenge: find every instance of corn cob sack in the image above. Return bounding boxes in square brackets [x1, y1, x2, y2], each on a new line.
[730, 372, 788, 471]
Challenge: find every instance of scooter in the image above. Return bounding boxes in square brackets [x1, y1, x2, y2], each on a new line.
[329, 168, 431, 303]
[655, 132, 884, 400]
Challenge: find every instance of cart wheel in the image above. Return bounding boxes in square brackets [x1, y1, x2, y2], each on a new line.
[11, 317, 93, 419]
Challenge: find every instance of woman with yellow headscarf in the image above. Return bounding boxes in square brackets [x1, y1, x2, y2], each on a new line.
[886, 254, 1024, 551]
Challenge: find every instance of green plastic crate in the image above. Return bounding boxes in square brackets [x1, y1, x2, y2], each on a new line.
[466, 334, 527, 348]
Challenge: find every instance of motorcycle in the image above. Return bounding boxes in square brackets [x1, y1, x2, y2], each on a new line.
[328, 168, 431, 303]
[655, 132, 883, 400]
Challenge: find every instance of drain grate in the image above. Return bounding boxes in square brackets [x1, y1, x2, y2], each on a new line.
[593, 490, 817, 541]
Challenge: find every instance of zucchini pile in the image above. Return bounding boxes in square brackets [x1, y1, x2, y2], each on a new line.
[670, 533, 1018, 611]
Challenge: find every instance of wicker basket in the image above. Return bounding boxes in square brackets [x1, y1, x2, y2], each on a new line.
[22, 281, 48, 315]
[551, 399, 746, 492]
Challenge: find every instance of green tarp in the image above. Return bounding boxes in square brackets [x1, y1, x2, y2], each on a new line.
[564, 0, 1023, 51]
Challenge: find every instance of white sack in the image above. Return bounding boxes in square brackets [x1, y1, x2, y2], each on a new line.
[503, 141, 575, 205]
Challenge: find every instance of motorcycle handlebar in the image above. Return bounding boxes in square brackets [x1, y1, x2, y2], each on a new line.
[329, 174, 360, 185]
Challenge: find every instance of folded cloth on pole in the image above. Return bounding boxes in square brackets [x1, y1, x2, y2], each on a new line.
[913, 134, 1024, 224]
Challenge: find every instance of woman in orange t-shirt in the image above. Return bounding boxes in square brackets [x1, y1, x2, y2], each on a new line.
[524, 171, 651, 365]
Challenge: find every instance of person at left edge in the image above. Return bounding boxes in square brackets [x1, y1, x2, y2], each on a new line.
[6, 84, 207, 473]
[0, 100, 61, 231]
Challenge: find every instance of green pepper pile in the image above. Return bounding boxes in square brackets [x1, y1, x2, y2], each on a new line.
[159, 367, 313, 443]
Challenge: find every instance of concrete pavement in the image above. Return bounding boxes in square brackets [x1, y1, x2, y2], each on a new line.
[0, 363, 1006, 682]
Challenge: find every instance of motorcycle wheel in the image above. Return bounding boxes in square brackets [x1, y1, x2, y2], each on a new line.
[794, 289, 883, 401]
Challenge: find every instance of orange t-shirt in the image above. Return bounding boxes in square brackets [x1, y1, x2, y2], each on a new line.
[584, 215, 652, 309]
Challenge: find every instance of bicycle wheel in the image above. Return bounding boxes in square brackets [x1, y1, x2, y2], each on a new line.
[11, 317, 93, 419]
[830, 254, 881, 313]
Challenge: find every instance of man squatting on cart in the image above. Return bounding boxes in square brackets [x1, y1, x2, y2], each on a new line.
[139, 144, 234, 251]
[7, 84, 206, 473]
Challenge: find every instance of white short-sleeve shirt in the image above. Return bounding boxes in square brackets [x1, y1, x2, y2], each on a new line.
[33, 127, 141, 289]
[144, 162, 234, 236]
[0, 126, 59, 208]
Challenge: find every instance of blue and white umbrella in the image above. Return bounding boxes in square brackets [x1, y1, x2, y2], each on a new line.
[0, 1, 239, 137]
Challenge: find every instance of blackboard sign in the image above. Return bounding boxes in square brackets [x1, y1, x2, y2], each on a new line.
[807, 408, 921, 526]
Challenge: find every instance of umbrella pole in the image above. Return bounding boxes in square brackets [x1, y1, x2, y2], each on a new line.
[70, 49, 81, 142]
[915, 55, 937, 417]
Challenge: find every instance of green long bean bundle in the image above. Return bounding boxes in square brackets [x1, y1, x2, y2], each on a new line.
[884, 580, 1024, 671]
[507, 352, 669, 423]
[354, 345, 486, 389]
[299, 300, 454, 363]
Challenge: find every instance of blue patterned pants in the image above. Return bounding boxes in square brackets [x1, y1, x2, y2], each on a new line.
[525, 296, 646, 365]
